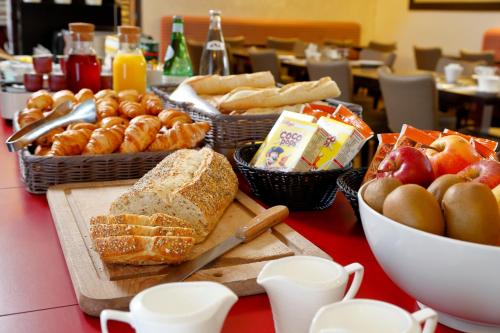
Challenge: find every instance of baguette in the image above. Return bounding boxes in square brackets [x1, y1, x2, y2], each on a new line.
[89, 223, 195, 240]
[185, 71, 275, 95]
[93, 235, 195, 265]
[232, 104, 305, 116]
[109, 148, 238, 242]
[218, 77, 340, 112]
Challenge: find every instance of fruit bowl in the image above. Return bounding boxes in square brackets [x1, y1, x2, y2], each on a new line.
[358, 181, 500, 333]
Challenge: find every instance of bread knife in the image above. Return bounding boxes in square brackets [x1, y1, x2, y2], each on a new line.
[162, 205, 289, 283]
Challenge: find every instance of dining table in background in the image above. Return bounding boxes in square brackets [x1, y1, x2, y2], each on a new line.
[0, 118, 461, 333]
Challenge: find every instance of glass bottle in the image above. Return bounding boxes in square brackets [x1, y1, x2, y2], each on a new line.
[113, 25, 147, 93]
[65, 22, 101, 93]
[199, 10, 230, 76]
[163, 16, 193, 84]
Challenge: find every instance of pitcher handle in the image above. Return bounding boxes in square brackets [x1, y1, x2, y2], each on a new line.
[100, 309, 133, 333]
[342, 262, 364, 301]
[412, 308, 438, 333]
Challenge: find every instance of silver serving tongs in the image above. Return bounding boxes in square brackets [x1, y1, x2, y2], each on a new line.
[6, 99, 97, 152]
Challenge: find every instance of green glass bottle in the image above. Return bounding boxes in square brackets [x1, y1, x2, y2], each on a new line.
[163, 16, 193, 84]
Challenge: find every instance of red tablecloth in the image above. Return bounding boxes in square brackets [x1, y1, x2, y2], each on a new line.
[0, 119, 459, 333]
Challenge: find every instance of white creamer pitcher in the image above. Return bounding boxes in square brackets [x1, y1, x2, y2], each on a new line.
[100, 281, 238, 333]
[310, 299, 437, 333]
[257, 256, 364, 333]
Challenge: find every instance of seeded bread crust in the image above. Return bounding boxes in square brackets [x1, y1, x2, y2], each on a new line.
[109, 148, 238, 242]
[90, 223, 195, 240]
[93, 235, 195, 265]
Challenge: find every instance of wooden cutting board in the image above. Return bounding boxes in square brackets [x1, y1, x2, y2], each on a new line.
[47, 180, 331, 316]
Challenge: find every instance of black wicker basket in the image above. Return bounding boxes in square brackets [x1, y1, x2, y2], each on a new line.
[234, 144, 352, 211]
[336, 167, 367, 220]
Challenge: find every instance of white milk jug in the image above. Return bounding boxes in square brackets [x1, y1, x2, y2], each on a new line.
[257, 256, 364, 333]
[100, 281, 238, 333]
[310, 299, 437, 333]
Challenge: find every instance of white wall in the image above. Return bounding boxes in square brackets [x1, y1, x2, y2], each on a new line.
[141, 0, 377, 44]
[373, 0, 500, 70]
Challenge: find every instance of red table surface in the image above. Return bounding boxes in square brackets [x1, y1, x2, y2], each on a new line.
[0, 119, 459, 333]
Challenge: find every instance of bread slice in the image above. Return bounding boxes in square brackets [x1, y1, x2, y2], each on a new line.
[93, 235, 195, 265]
[109, 148, 238, 242]
[90, 224, 195, 240]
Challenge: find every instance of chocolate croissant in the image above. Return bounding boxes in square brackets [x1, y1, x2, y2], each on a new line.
[147, 122, 210, 152]
[119, 115, 161, 153]
[158, 109, 192, 128]
[83, 125, 125, 155]
[119, 100, 147, 119]
[48, 128, 92, 156]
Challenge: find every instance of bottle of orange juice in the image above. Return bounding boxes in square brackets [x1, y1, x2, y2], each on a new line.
[113, 25, 147, 93]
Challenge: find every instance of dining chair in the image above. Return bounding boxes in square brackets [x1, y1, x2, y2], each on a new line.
[359, 48, 397, 68]
[225, 36, 245, 49]
[266, 36, 299, 51]
[367, 41, 397, 52]
[414, 46, 442, 71]
[460, 49, 495, 66]
[435, 57, 486, 76]
[293, 40, 307, 58]
[187, 39, 204, 75]
[248, 49, 293, 83]
[378, 66, 456, 131]
[307, 60, 353, 102]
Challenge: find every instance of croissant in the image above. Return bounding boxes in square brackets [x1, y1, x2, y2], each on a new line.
[147, 122, 210, 152]
[27, 90, 53, 110]
[118, 89, 139, 102]
[96, 98, 119, 119]
[52, 90, 76, 108]
[95, 89, 118, 100]
[35, 127, 65, 146]
[158, 109, 192, 128]
[99, 116, 130, 129]
[83, 125, 125, 155]
[75, 88, 94, 103]
[140, 93, 163, 115]
[48, 128, 92, 156]
[119, 100, 147, 118]
[120, 115, 161, 153]
[67, 122, 99, 131]
[34, 145, 51, 156]
[18, 108, 44, 128]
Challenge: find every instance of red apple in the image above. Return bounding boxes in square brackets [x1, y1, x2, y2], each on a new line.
[377, 146, 435, 187]
[458, 160, 500, 189]
[426, 135, 481, 177]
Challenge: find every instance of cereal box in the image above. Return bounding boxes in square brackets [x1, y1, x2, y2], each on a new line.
[252, 111, 329, 171]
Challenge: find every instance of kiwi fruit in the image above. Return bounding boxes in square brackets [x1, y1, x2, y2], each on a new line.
[363, 178, 402, 213]
[427, 174, 467, 204]
[442, 182, 500, 245]
[383, 184, 445, 235]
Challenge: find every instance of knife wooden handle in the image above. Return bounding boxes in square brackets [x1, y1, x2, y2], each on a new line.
[236, 205, 289, 243]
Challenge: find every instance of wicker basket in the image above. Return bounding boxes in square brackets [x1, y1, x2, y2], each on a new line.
[152, 85, 363, 151]
[17, 149, 172, 194]
[234, 144, 352, 211]
[336, 167, 367, 221]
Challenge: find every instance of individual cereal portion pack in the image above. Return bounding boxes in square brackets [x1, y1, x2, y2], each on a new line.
[393, 124, 438, 149]
[363, 133, 399, 184]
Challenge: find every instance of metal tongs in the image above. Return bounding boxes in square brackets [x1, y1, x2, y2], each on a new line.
[6, 99, 97, 152]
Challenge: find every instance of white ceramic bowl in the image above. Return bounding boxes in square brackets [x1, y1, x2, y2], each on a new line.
[358, 181, 500, 333]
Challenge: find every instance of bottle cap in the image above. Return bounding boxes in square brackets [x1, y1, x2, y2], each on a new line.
[118, 25, 141, 43]
[69, 22, 95, 41]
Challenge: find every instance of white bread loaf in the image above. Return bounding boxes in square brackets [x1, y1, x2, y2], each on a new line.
[218, 77, 340, 113]
[109, 147, 238, 242]
[185, 71, 275, 95]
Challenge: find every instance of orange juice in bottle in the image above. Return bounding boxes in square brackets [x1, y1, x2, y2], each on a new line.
[113, 25, 147, 93]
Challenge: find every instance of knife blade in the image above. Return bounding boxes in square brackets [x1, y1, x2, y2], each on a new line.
[162, 205, 289, 283]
